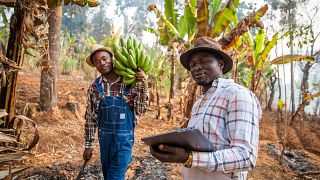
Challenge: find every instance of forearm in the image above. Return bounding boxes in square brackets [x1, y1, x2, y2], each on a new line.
[84, 118, 97, 149]
[84, 88, 98, 149]
[134, 81, 149, 115]
[191, 146, 257, 173]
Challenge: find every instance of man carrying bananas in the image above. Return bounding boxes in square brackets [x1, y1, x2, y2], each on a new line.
[83, 44, 148, 179]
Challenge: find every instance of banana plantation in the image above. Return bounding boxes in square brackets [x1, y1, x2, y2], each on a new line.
[0, 0, 319, 179]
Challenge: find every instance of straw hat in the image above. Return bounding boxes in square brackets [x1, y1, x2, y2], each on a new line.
[86, 44, 114, 67]
[180, 36, 233, 74]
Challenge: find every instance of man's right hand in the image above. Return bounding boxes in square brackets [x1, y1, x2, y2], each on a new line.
[83, 148, 93, 161]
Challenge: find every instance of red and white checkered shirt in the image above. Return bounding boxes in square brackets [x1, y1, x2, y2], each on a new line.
[183, 78, 262, 180]
[84, 76, 148, 149]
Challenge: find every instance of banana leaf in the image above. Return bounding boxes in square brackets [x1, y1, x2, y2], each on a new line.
[245, 32, 254, 67]
[254, 29, 264, 63]
[0, 166, 32, 179]
[143, 27, 159, 36]
[0, 132, 17, 143]
[196, 0, 209, 37]
[148, 4, 181, 39]
[87, 36, 96, 46]
[0, 109, 8, 118]
[218, 4, 268, 49]
[184, 1, 197, 41]
[210, 7, 236, 38]
[178, 16, 187, 38]
[209, 0, 239, 37]
[13, 115, 39, 151]
[0, 151, 31, 164]
[270, 55, 314, 65]
[164, 0, 178, 26]
[304, 92, 320, 101]
[208, 0, 222, 26]
[257, 32, 279, 68]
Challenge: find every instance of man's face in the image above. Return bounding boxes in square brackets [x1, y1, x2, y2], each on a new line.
[92, 51, 112, 74]
[189, 51, 224, 86]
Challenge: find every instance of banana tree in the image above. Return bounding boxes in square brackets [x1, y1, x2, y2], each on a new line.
[147, 0, 271, 119]
[241, 29, 279, 92]
[146, 0, 197, 119]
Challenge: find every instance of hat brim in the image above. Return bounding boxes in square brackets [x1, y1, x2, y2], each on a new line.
[86, 47, 114, 67]
[180, 46, 233, 74]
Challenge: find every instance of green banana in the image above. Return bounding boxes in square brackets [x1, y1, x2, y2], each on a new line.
[128, 54, 137, 69]
[128, 49, 136, 61]
[144, 58, 154, 74]
[132, 38, 137, 49]
[120, 38, 126, 49]
[114, 69, 124, 76]
[121, 48, 130, 59]
[135, 47, 140, 65]
[127, 37, 133, 49]
[141, 54, 150, 71]
[123, 77, 136, 85]
[126, 68, 136, 76]
[113, 59, 127, 71]
[137, 50, 145, 68]
[115, 50, 131, 68]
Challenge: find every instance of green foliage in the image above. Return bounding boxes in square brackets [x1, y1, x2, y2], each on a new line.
[208, 0, 222, 26]
[164, 0, 178, 27]
[59, 57, 78, 75]
[210, 4, 237, 37]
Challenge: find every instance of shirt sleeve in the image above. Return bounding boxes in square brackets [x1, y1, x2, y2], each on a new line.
[84, 85, 98, 149]
[133, 81, 149, 116]
[191, 88, 262, 173]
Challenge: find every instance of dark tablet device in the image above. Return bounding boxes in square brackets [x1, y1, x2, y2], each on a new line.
[141, 126, 216, 152]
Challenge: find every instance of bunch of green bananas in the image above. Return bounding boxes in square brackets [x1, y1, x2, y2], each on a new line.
[113, 36, 154, 85]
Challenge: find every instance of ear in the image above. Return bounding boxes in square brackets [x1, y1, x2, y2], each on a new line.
[219, 61, 224, 70]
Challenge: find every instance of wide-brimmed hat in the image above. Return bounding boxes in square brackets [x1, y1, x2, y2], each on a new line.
[86, 44, 114, 67]
[180, 36, 233, 74]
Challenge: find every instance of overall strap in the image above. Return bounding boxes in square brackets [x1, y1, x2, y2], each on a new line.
[123, 84, 131, 96]
[95, 77, 105, 97]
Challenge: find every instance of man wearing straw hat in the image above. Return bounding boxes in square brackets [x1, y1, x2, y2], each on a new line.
[149, 37, 262, 180]
[83, 44, 148, 179]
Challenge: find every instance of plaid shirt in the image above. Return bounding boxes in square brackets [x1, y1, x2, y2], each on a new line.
[84, 76, 148, 149]
[183, 78, 262, 180]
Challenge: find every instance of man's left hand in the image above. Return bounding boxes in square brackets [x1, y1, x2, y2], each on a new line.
[150, 144, 189, 163]
[136, 68, 147, 82]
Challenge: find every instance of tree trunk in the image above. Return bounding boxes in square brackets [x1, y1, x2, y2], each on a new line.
[291, 62, 313, 124]
[40, 5, 62, 111]
[155, 81, 161, 119]
[289, 7, 295, 117]
[167, 45, 176, 120]
[184, 74, 199, 119]
[0, 0, 24, 126]
[267, 73, 277, 111]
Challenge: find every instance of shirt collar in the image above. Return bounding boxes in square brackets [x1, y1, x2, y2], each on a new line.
[99, 75, 122, 85]
[201, 78, 219, 95]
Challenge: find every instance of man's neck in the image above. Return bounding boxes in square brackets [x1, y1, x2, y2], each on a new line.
[202, 77, 221, 94]
[102, 71, 118, 83]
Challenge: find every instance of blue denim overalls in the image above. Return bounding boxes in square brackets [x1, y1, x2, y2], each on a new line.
[96, 77, 135, 180]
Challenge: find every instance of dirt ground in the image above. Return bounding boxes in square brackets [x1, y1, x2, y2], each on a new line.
[11, 70, 320, 179]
